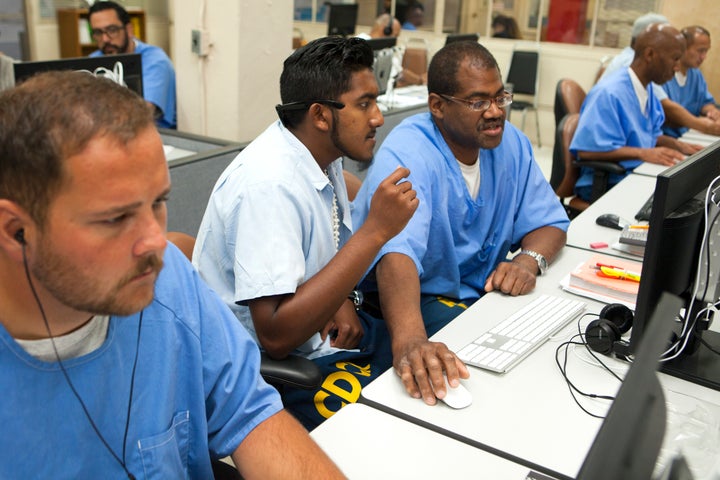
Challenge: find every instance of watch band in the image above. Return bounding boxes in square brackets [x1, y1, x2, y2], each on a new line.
[348, 290, 364, 310]
[519, 249, 548, 276]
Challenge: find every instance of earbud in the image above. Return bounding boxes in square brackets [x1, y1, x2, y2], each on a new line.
[585, 303, 634, 355]
[14, 229, 25, 245]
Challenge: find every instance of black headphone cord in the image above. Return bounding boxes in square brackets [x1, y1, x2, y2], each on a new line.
[21, 244, 140, 480]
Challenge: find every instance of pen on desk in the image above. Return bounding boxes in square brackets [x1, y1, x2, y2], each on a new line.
[594, 264, 641, 282]
[628, 224, 649, 230]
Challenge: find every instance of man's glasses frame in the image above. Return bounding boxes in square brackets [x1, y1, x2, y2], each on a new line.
[438, 92, 513, 113]
[91, 24, 126, 40]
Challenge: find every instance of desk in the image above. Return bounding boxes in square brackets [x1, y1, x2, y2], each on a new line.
[566, 174, 655, 260]
[310, 403, 534, 479]
[359, 246, 720, 479]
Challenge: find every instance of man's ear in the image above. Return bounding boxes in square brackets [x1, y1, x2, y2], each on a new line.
[0, 199, 31, 258]
[428, 93, 446, 119]
[309, 103, 332, 133]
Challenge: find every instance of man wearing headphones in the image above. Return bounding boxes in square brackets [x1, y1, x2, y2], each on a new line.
[0, 71, 343, 479]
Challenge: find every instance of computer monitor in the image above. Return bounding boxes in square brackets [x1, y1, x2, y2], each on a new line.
[631, 140, 720, 390]
[327, 3, 359, 37]
[13, 54, 144, 97]
[445, 33, 479, 45]
[578, 292, 682, 480]
[371, 46, 395, 95]
[364, 37, 397, 51]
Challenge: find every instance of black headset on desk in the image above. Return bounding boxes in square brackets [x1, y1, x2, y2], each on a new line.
[584, 303, 634, 357]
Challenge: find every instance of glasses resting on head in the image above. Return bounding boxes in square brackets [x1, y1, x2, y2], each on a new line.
[91, 25, 125, 40]
[439, 92, 513, 113]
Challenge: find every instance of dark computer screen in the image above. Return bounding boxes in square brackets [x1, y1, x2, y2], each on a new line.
[327, 3, 359, 37]
[445, 33, 480, 45]
[364, 37, 397, 51]
[13, 53, 144, 98]
[578, 292, 683, 480]
[631, 140, 720, 390]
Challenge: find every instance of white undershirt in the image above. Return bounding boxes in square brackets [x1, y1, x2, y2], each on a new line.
[457, 155, 481, 199]
[15, 315, 109, 362]
[628, 67, 649, 115]
[675, 71, 688, 87]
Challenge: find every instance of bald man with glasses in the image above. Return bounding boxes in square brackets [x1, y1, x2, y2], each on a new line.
[352, 41, 568, 406]
[88, 0, 176, 129]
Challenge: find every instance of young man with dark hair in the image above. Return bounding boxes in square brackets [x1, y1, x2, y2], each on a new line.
[193, 36, 418, 429]
[88, 0, 177, 129]
[352, 41, 569, 406]
[0, 71, 343, 479]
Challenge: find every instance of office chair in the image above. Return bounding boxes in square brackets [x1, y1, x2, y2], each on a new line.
[505, 49, 541, 147]
[396, 38, 428, 88]
[553, 78, 586, 129]
[166, 231, 323, 392]
[549, 114, 626, 218]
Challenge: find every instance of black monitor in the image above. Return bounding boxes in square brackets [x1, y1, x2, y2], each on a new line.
[445, 33, 479, 45]
[578, 292, 683, 480]
[327, 3, 359, 37]
[364, 37, 397, 51]
[631, 140, 720, 390]
[13, 54, 143, 97]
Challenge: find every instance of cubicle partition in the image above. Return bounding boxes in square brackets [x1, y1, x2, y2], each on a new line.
[160, 129, 246, 236]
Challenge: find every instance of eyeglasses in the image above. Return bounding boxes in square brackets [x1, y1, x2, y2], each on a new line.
[91, 25, 125, 40]
[439, 92, 513, 112]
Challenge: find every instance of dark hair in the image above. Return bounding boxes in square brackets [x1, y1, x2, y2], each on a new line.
[427, 41, 500, 96]
[88, 0, 131, 25]
[278, 36, 374, 128]
[491, 15, 521, 39]
[682, 25, 711, 46]
[0, 71, 154, 226]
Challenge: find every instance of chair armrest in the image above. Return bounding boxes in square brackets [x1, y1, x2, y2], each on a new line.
[573, 160, 626, 174]
[574, 160, 627, 203]
[260, 352, 322, 390]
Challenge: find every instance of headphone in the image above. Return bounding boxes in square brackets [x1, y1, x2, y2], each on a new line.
[15, 229, 25, 245]
[584, 303, 634, 356]
[383, 15, 394, 36]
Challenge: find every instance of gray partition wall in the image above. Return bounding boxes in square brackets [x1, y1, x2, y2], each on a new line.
[160, 129, 246, 236]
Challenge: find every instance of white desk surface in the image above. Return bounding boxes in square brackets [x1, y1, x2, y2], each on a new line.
[681, 129, 720, 148]
[360, 246, 720, 479]
[566, 173, 655, 260]
[632, 161, 667, 177]
[311, 403, 534, 479]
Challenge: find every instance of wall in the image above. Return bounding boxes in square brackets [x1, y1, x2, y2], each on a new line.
[661, 0, 720, 106]
[172, 0, 292, 142]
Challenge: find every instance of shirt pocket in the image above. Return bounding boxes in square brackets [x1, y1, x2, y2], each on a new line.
[138, 411, 190, 479]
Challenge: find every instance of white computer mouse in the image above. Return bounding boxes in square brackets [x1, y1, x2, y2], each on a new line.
[433, 376, 472, 409]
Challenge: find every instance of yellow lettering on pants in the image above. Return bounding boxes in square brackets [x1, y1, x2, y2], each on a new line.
[437, 296, 468, 309]
[335, 361, 371, 377]
[314, 371, 362, 419]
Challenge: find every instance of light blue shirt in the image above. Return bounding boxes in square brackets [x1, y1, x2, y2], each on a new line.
[91, 39, 177, 129]
[0, 244, 282, 478]
[600, 46, 667, 101]
[194, 121, 353, 359]
[662, 68, 716, 138]
[352, 113, 569, 301]
[571, 68, 664, 191]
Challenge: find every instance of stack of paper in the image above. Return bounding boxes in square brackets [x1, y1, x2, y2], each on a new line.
[561, 254, 642, 309]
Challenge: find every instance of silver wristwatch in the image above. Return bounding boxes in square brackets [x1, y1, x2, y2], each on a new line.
[519, 249, 548, 275]
[348, 290, 364, 310]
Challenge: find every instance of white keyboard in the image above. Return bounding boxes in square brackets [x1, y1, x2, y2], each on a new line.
[457, 294, 586, 373]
